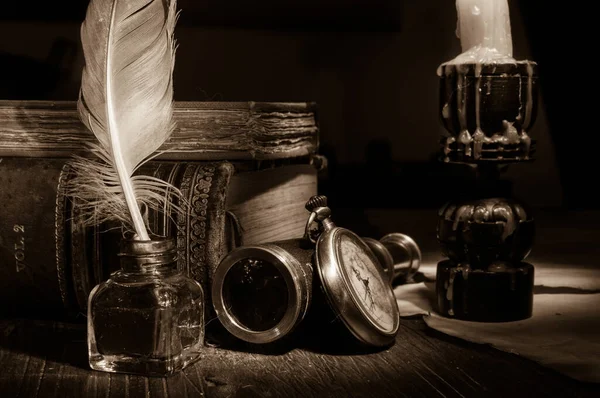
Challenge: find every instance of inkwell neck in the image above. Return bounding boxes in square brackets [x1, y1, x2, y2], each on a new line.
[119, 238, 178, 274]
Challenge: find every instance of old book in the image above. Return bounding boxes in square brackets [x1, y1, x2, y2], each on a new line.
[0, 100, 317, 160]
[0, 101, 319, 319]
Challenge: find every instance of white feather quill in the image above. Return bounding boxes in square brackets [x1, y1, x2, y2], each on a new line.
[69, 0, 181, 240]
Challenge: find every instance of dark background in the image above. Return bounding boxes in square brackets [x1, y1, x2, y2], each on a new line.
[1, 0, 596, 210]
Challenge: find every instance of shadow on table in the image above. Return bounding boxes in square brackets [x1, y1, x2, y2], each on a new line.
[533, 285, 600, 294]
[0, 318, 89, 370]
[207, 329, 390, 357]
[406, 271, 435, 284]
[206, 317, 391, 357]
[299, 335, 391, 356]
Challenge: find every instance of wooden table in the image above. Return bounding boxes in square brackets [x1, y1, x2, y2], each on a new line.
[1, 209, 599, 398]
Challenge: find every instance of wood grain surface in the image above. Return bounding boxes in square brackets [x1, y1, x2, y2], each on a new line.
[1, 210, 599, 398]
[0, 317, 597, 398]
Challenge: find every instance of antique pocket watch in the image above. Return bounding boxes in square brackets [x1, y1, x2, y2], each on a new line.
[212, 196, 405, 347]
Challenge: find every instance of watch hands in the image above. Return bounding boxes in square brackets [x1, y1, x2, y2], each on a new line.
[343, 242, 393, 327]
[352, 265, 375, 310]
[352, 265, 363, 282]
[365, 282, 375, 311]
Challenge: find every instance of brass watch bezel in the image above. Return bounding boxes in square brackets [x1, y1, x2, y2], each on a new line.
[212, 244, 311, 344]
[315, 227, 400, 347]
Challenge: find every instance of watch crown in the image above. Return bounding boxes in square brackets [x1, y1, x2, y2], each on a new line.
[305, 195, 328, 212]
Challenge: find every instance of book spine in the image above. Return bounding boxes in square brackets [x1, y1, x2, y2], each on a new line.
[0, 157, 235, 319]
[0, 157, 69, 317]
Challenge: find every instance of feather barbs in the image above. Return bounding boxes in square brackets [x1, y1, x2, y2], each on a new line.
[70, 0, 180, 239]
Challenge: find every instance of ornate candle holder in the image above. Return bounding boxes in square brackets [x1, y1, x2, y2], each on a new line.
[435, 61, 538, 322]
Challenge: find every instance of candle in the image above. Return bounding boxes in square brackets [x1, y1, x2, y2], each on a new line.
[443, 0, 516, 67]
[438, 0, 536, 162]
[457, 0, 513, 57]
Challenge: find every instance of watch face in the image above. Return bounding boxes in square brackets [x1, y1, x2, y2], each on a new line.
[338, 234, 398, 334]
[316, 227, 399, 346]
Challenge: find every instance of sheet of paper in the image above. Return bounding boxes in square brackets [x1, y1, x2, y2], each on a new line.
[395, 262, 600, 383]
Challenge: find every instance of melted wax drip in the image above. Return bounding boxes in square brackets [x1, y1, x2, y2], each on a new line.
[472, 62, 487, 160]
[452, 205, 474, 231]
[445, 272, 454, 316]
[439, 0, 515, 74]
[457, 64, 472, 158]
[439, 0, 535, 161]
[441, 63, 535, 161]
[520, 62, 535, 159]
[445, 263, 471, 317]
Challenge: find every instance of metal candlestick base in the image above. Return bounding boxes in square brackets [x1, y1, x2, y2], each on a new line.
[435, 61, 538, 322]
[436, 197, 535, 321]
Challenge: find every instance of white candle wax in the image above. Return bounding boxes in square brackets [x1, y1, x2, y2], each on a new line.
[457, 0, 513, 56]
[443, 0, 516, 67]
[438, 0, 535, 162]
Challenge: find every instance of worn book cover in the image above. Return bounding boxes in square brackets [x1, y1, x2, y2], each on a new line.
[0, 101, 319, 319]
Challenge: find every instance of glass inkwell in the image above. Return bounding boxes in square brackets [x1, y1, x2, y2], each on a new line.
[212, 196, 413, 349]
[87, 237, 204, 376]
